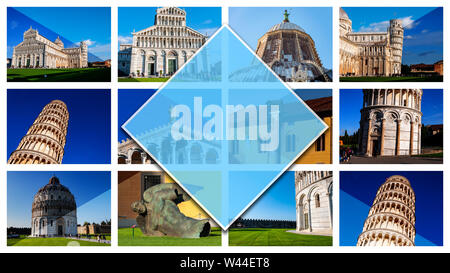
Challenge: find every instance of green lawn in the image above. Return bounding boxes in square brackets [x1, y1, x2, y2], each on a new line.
[7, 68, 111, 82]
[340, 76, 443, 82]
[118, 227, 222, 246]
[228, 228, 332, 246]
[8, 236, 110, 246]
[413, 152, 443, 158]
[118, 77, 169, 82]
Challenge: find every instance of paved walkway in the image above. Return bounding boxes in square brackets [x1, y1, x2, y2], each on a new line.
[67, 236, 111, 244]
[342, 155, 442, 164]
[286, 230, 332, 236]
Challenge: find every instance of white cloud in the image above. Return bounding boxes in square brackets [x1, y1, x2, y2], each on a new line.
[202, 19, 213, 24]
[88, 43, 111, 60]
[358, 16, 416, 32]
[118, 35, 133, 44]
[405, 35, 414, 39]
[83, 39, 96, 46]
[75, 39, 96, 46]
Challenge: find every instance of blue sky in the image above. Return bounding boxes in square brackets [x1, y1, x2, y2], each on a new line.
[229, 7, 332, 69]
[342, 7, 442, 65]
[118, 89, 157, 142]
[340, 89, 443, 135]
[340, 171, 443, 246]
[8, 89, 111, 164]
[240, 171, 296, 221]
[8, 171, 111, 228]
[7, 7, 111, 61]
[118, 7, 221, 46]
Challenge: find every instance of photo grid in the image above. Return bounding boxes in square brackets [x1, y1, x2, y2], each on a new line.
[0, 0, 447, 256]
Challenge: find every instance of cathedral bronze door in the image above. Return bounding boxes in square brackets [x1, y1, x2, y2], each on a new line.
[58, 225, 63, 236]
[148, 63, 155, 76]
[168, 59, 177, 74]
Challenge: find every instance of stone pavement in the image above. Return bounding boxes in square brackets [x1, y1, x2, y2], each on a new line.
[67, 236, 111, 244]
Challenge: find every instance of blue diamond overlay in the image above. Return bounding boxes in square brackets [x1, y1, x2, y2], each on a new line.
[123, 25, 328, 229]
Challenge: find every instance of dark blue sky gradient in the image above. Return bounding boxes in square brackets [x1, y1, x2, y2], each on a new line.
[241, 171, 296, 221]
[118, 89, 157, 142]
[340, 171, 443, 246]
[8, 89, 111, 164]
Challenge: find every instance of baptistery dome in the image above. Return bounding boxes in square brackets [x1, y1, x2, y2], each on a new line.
[31, 176, 77, 237]
[255, 10, 330, 82]
[268, 21, 305, 33]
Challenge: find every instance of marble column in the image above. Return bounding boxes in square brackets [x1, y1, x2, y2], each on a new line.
[396, 119, 402, 155]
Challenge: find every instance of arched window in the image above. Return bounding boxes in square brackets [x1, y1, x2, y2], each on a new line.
[315, 194, 321, 208]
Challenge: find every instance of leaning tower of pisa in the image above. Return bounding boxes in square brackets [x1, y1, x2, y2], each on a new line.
[8, 100, 69, 164]
[389, 19, 404, 75]
[357, 175, 416, 246]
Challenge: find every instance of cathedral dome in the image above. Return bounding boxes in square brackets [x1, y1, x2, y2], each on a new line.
[268, 21, 305, 33]
[340, 8, 349, 20]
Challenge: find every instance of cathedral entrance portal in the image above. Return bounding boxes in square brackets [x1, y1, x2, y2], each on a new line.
[58, 225, 63, 236]
[372, 139, 380, 157]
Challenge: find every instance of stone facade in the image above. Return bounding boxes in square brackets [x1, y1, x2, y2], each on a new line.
[295, 171, 333, 235]
[8, 100, 69, 164]
[358, 89, 422, 157]
[339, 8, 403, 77]
[118, 123, 219, 165]
[31, 176, 77, 237]
[256, 10, 330, 82]
[77, 224, 111, 235]
[11, 27, 88, 69]
[357, 175, 416, 246]
[118, 7, 206, 77]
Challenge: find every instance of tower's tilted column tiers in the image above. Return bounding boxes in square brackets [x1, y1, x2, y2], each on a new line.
[357, 175, 416, 246]
[8, 100, 69, 164]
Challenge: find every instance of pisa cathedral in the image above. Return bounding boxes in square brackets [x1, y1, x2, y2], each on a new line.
[31, 176, 78, 237]
[357, 175, 415, 246]
[118, 7, 207, 78]
[358, 89, 422, 157]
[256, 10, 330, 82]
[8, 100, 69, 164]
[11, 27, 88, 69]
[339, 8, 404, 77]
[295, 171, 333, 235]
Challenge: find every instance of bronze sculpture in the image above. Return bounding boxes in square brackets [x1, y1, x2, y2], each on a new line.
[131, 183, 210, 238]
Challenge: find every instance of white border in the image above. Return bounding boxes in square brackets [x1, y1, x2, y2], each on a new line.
[0, 0, 447, 253]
